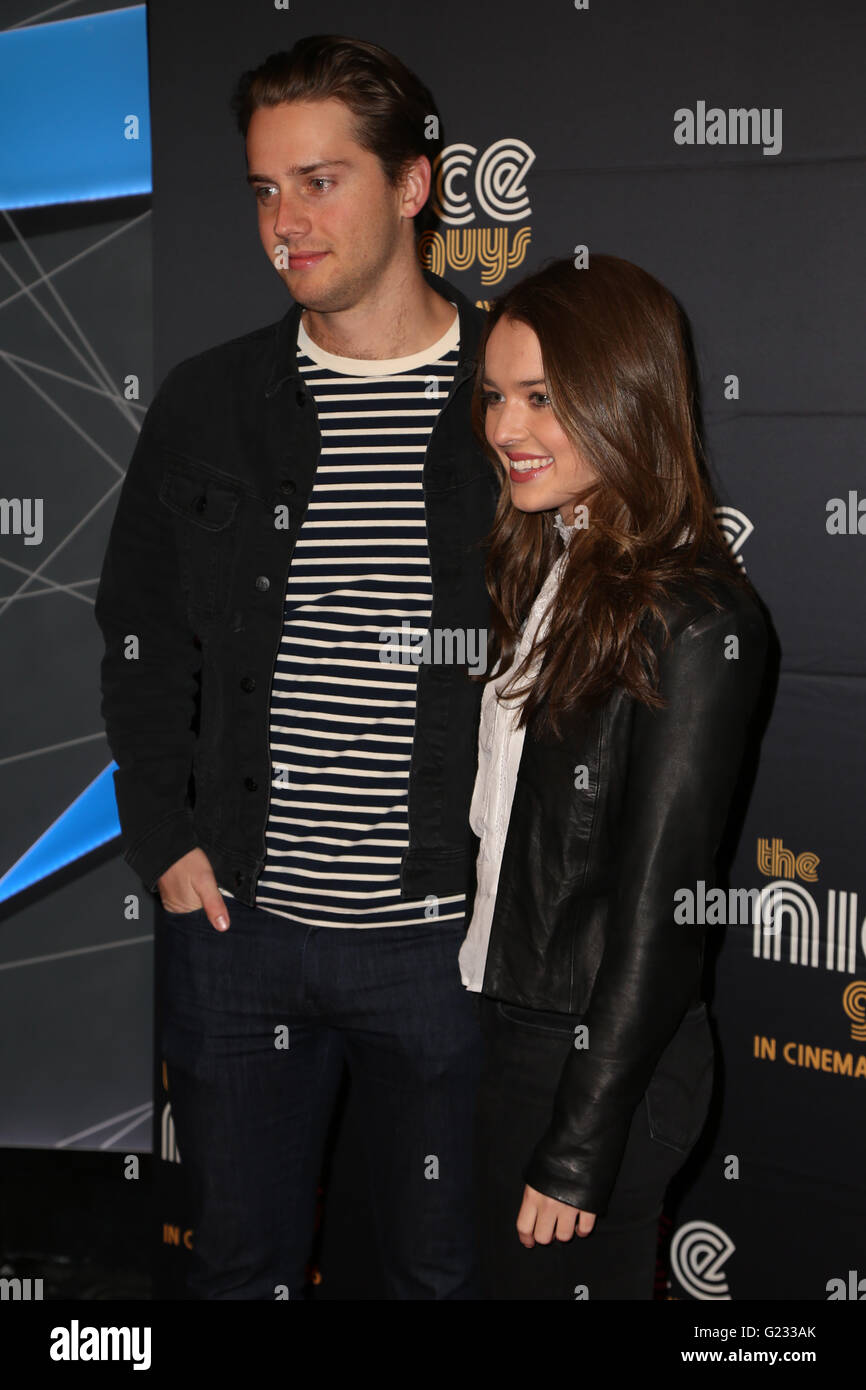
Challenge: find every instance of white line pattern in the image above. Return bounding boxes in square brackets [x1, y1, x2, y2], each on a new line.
[222, 316, 467, 928]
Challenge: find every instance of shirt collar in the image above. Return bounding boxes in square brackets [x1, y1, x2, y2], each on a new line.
[264, 267, 484, 398]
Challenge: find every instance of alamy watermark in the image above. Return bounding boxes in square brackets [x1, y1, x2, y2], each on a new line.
[1, 1275, 43, 1300]
[0, 497, 43, 545]
[378, 623, 488, 675]
[674, 102, 782, 156]
[675, 881, 783, 929]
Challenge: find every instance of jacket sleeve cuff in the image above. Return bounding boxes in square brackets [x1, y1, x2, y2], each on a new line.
[523, 1117, 632, 1218]
[122, 808, 201, 895]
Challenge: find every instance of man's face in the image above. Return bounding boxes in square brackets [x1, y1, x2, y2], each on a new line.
[245, 98, 412, 311]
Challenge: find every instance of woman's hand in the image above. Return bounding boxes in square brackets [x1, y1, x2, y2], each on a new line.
[516, 1184, 596, 1246]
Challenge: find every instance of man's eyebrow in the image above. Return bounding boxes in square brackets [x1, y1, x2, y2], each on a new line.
[246, 159, 351, 184]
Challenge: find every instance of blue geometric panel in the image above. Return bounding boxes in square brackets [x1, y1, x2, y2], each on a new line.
[0, 764, 120, 903]
[0, 6, 151, 210]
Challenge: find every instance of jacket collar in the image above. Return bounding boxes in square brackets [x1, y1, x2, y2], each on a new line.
[264, 267, 484, 397]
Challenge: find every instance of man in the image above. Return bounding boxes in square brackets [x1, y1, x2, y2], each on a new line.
[94, 36, 497, 1299]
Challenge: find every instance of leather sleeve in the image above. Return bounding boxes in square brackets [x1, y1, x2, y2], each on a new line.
[93, 376, 202, 894]
[522, 593, 767, 1215]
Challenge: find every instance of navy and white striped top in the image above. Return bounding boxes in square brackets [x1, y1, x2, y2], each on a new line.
[223, 309, 467, 928]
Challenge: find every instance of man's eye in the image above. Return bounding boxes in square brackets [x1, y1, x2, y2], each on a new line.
[254, 186, 277, 202]
[308, 177, 333, 192]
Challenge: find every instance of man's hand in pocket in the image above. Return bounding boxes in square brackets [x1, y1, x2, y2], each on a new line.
[157, 847, 231, 932]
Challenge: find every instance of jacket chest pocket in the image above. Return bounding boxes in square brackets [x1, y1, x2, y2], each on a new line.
[158, 463, 242, 620]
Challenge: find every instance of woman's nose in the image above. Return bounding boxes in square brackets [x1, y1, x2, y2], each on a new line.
[491, 400, 526, 448]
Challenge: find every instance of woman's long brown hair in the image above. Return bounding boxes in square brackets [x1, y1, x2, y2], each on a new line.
[473, 254, 744, 737]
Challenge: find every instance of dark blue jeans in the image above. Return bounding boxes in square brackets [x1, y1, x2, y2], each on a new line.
[155, 898, 481, 1300]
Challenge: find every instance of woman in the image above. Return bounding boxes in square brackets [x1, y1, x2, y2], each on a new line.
[459, 255, 768, 1300]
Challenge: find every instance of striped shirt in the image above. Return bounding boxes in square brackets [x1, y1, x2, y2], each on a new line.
[221, 309, 467, 928]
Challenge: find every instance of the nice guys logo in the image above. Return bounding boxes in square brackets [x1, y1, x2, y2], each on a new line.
[419, 137, 535, 286]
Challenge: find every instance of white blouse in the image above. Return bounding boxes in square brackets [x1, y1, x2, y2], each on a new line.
[458, 511, 577, 992]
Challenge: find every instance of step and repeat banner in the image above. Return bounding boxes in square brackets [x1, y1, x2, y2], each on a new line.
[76, 0, 866, 1300]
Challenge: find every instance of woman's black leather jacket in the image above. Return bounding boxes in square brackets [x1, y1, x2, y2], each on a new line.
[480, 555, 768, 1214]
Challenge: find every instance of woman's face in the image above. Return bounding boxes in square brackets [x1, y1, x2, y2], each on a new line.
[481, 316, 596, 523]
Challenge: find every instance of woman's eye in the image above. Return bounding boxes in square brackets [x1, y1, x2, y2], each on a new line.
[479, 389, 550, 408]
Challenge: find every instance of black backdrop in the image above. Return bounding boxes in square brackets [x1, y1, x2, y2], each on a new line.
[147, 0, 866, 1300]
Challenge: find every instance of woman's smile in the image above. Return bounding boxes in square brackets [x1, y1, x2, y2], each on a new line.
[505, 451, 555, 482]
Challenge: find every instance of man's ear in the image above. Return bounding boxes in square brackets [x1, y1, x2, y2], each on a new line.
[397, 153, 431, 222]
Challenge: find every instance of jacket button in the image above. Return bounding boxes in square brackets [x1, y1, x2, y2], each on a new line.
[244, 777, 258, 791]
[234, 870, 245, 887]
[280, 479, 296, 495]
[255, 575, 270, 592]
[295, 389, 306, 406]
[240, 675, 256, 692]
[195, 495, 207, 512]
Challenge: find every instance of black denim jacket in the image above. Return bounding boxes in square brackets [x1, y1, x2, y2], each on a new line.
[94, 271, 498, 905]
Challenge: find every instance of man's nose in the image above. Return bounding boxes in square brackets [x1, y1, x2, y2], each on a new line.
[273, 193, 312, 240]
